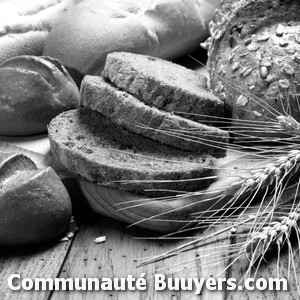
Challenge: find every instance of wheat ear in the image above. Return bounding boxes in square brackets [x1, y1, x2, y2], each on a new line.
[139, 147, 300, 264]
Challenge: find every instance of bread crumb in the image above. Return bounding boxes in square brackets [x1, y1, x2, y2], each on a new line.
[59, 237, 69, 242]
[94, 236, 107, 244]
[67, 232, 74, 239]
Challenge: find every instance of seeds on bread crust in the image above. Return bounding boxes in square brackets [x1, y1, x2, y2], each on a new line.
[103, 52, 225, 124]
[207, 0, 300, 136]
[81, 76, 229, 157]
[48, 109, 214, 197]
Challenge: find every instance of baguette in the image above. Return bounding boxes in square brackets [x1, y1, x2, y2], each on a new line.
[0, 0, 76, 64]
[0, 152, 72, 246]
[48, 109, 214, 197]
[43, 0, 220, 75]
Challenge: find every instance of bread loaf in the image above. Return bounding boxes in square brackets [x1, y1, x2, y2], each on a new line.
[81, 75, 229, 156]
[43, 0, 220, 75]
[0, 152, 72, 246]
[48, 109, 214, 197]
[206, 0, 300, 136]
[0, 0, 76, 64]
[0, 55, 80, 136]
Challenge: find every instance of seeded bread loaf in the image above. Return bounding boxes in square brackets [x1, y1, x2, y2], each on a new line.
[81, 75, 229, 157]
[48, 109, 214, 196]
[207, 0, 300, 135]
[43, 0, 220, 76]
[104, 52, 225, 124]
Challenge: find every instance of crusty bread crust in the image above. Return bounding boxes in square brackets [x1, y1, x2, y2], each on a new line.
[48, 108, 214, 196]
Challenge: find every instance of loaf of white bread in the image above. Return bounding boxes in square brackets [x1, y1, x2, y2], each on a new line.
[43, 0, 220, 75]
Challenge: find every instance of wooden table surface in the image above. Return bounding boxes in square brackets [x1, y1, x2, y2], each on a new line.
[0, 137, 299, 300]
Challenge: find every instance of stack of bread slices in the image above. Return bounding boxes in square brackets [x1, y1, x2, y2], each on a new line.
[48, 52, 229, 197]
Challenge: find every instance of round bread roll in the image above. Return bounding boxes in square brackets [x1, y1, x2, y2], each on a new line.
[43, 0, 220, 75]
[0, 55, 80, 136]
[207, 0, 300, 136]
[0, 152, 72, 246]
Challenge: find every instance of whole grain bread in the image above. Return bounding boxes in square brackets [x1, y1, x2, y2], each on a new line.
[81, 75, 229, 157]
[48, 108, 214, 196]
[103, 52, 225, 124]
[207, 0, 300, 136]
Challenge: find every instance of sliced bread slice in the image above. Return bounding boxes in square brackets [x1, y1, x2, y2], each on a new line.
[103, 52, 225, 123]
[48, 108, 214, 196]
[81, 75, 229, 157]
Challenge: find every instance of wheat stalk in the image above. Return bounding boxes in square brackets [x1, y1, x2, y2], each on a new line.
[136, 110, 300, 292]
[111, 51, 300, 292]
[244, 206, 300, 261]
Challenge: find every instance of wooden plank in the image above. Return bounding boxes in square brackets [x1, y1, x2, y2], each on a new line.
[228, 247, 300, 299]
[0, 139, 77, 300]
[0, 223, 77, 300]
[226, 203, 300, 299]
[51, 211, 228, 300]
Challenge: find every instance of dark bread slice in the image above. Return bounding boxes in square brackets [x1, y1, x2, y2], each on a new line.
[103, 52, 225, 124]
[81, 76, 229, 157]
[48, 108, 214, 196]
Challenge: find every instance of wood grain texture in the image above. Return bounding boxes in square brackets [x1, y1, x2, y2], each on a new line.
[227, 193, 300, 300]
[50, 212, 228, 300]
[228, 253, 300, 300]
[0, 222, 77, 300]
